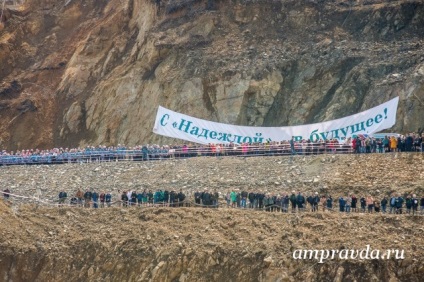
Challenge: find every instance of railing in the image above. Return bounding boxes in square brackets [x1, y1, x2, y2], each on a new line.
[2, 192, 422, 216]
[0, 142, 422, 166]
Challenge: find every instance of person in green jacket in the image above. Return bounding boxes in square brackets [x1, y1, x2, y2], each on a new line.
[405, 195, 412, 214]
[230, 190, 237, 208]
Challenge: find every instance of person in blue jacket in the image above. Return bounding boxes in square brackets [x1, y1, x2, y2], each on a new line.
[92, 191, 99, 208]
[395, 194, 404, 214]
[326, 196, 333, 210]
[339, 196, 345, 212]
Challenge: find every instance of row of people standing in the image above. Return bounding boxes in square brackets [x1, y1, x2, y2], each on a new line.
[352, 134, 423, 154]
[220, 189, 424, 215]
[120, 189, 186, 207]
[60, 189, 187, 207]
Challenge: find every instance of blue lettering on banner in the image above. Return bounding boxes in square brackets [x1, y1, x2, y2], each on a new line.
[218, 133, 230, 142]
[307, 108, 390, 141]
[243, 136, 252, 143]
[374, 114, 383, 124]
[340, 127, 349, 137]
[209, 131, 217, 140]
[197, 129, 209, 139]
[190, 126, 200, 136]
[233, 135, 243, 144]
[253, 133, 264, 143]
[309, 129, 319, 142]
[160, 114, 169, 126]
[178, 119, 192, 133]
[366, 118, 374, 128]
[173, 120, 267, 143]
[350, 122, 365, 134]
[330, 129, 339, 139]
[319, 131, 329, 140]
[169, 106, 392, 143]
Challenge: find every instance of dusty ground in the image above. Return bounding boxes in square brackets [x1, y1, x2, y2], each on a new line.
[0, 153, 423, 203]
[0, 201, 423, 281]
[0, 153, 423, 281]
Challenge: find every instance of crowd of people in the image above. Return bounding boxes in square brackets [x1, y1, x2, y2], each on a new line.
[221, 190, 424, 215]
[56, 189, 424, 215]
[56, 189, 188, 208]
[351, 133, 423, 153]
[3, 188, 423, 215]
[0, 133, 423, 165]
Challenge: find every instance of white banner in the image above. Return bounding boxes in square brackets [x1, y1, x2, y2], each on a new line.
[153, 97, 399, 144]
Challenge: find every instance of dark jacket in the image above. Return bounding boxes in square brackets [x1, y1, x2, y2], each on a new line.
[381, 198, 388, 206]
[296, 195, 305, 207]
[289, 194, 296, 204]
[395, 197, 404, 208]
[326, 197, 333, 208]
[307, 196, 313, 205]
[248, 192, 255, 202]
[202, 192, 211, 203]
[84, 191, 92, 200]
[178, 192, 185, 201]
[170, 191, 177, 202]
[405, 198, 412, 208]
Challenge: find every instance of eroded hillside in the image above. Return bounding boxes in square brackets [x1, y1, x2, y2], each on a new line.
[1, 201, 424, 281]
[0, 153, 424, 281]
[1, 0, 424, 150]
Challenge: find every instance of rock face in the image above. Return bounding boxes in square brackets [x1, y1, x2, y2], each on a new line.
[0, 201, 423, 281]
[1, 0, 424, 150]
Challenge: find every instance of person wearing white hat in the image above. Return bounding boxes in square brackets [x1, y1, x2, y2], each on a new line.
[412, 194, 419, 215]
[312, 192, 320, 212]
[345, 194, 352, 213]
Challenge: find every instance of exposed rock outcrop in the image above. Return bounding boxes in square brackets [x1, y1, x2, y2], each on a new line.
[0, 0, 423, 150]
[0, 201, 423, 282]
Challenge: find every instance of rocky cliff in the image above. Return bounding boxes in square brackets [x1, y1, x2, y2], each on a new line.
[1, 202, 423, 282]
[1, 0, 424, 150]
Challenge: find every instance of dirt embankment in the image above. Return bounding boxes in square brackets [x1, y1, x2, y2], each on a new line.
[0, 201, 423, 282]
[0, 154, 423, 202]
[0, 153, 424, 281]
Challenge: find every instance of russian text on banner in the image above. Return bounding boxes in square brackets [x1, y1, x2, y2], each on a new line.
[152, 97, 399, 145]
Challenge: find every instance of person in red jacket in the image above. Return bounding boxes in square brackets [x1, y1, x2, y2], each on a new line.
[99, 192, 105, 208]
[352, 138, 357, 153]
